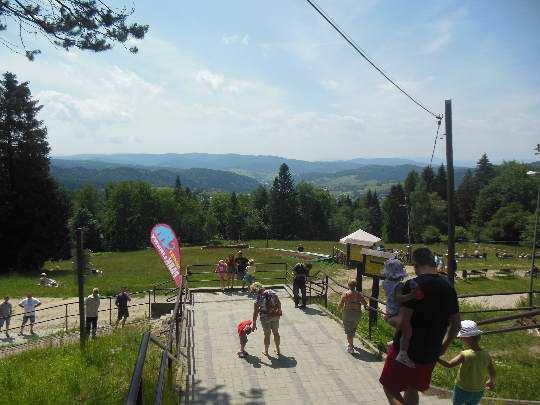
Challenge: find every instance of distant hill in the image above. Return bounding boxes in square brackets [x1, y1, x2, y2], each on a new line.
[54, 153, 424, 183]
[301, 165, 469, 197]
[50, 161, 260, 192]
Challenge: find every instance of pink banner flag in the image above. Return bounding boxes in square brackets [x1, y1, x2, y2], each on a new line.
[150, 224, 182, 287]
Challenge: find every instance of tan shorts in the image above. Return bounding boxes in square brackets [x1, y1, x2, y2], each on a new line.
[260, 317, 279, 335]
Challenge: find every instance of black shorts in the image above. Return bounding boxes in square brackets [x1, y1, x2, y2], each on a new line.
[117, 307, 129, 319]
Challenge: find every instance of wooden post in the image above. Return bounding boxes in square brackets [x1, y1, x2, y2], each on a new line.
[76, 228, 86, 346]
[445, 100, 456, 285]
[529, 186, 540, 307]
[369, 276, 380, 339]
[109, 297, 112, 325]
[65, 303, 68, 331]
[356, 262, 364, 292]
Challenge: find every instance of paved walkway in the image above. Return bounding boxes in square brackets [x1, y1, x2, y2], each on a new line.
[188, 290, 450, 404]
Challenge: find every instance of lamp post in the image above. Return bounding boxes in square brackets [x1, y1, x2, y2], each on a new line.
[527, 171, 539, 307]
[401, 198, 412, 264]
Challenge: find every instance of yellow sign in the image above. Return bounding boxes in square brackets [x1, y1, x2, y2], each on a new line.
[350, 244, 363, 262]
[364, 254, 386, 276]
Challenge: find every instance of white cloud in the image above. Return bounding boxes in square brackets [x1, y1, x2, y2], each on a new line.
[221, 34, 249, 46]
[421, 6, 467, 55]
[195, 70, 225, 90]
[321, 79, 339, 91]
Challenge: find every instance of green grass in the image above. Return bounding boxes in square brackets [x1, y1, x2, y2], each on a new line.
[0, 324, 178, 405]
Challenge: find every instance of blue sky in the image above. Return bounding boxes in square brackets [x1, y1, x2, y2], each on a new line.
[1, 0, 539, 163]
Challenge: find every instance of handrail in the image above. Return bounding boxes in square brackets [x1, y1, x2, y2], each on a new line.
[125, 282, 193, 405]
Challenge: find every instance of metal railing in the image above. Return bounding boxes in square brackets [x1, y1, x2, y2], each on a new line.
[2, 288, 163, 336]
[126, 282, 194, 405]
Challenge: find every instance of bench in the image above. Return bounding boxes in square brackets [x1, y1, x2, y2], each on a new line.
[462, 269, 488, 279]
[495, 268, 516, 277]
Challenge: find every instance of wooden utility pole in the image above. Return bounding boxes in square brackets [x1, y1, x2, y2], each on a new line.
[445, 100, 456, 285]
[76, 228, 86, 346]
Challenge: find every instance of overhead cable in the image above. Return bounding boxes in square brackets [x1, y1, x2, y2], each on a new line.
[304, 0, 442, 120]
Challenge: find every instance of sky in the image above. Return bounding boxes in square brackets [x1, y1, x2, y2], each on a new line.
[1, 0, 539, 164]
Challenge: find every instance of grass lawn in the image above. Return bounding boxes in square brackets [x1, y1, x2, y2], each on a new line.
[0, 323, 177, 404]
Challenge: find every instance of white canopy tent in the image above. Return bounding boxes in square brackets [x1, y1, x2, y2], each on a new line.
[339, 228, 381, 247]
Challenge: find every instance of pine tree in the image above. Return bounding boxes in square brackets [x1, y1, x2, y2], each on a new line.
[228, 192, 243, 241]
[363, 190, 382, 236]
[173, 175, 182, 202]
[474, 153, 496, 188]
[269, 163, 298, 239]
[422, 166, 435, 193]
[455, 169, 478, 226]
[381, 185, 408, 242]
[0, 72, 70, 272]
[434, 165, 447, 200]
[404, 170, 419, 197]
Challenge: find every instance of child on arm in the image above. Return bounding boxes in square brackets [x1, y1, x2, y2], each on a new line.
[237, 319, 254, 358]
[438, 320, 496, 405]
[382, 258, 418, 368]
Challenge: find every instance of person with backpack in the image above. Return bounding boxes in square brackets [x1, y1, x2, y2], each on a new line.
[251, 282, 282, 357]
[292, 262, 312, 308]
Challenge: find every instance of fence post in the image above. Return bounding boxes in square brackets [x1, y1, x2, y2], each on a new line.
[109, 297, 112, 325]
[147, 290, 151, 319]
[65, 303, 68, 331]
[324, 275, 329, 308]
[368, 276, 380, 339]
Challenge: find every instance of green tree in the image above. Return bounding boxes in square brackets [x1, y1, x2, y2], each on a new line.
[361, 190, 382, 236]
[482, 203, 529, 242]
[381, 184, 408, 242]
[0, 72, 71, 272]
[0, 1, 148, 60]
[103, 181, 160, 250]
[474, 153, 496, 188]
[209, 192, 231, 239]
[433, 165, 447, 200]
[228, 192, 243, 240]
[422, 166, 435, 193]
[269, 164, 298, 239]
[404, 170, 419, 197]
[70, 207, 102, 252]
[455, 170, 478, 226]
[296, 182, 332, 239]
[474, 162, 536, 226]
[409, 180, 433, 242]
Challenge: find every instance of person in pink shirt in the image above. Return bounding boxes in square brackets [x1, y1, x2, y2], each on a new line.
[215, 259, 227, 291]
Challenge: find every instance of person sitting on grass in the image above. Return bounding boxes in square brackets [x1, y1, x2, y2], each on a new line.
[39, 272, 58, 287]
[237, 319, 254, 358]
[382, 257, 419, 368]
[438, 320, 496, 405]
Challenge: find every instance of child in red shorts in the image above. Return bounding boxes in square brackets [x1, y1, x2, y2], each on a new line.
[237, 320, 253, 358]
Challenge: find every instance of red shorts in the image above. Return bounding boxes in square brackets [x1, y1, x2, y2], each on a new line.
[379, 344, 435, 394]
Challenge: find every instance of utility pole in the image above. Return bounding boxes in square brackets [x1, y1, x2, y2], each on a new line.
[528, 175, 539, 307]
[445, 100, 456, 285]
[76, 228, 86, 346]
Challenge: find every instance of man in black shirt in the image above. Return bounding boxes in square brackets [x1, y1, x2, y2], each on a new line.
[235, 251, 250, 291]
[380, 248, 460, 405]
[292, 262, 312, 308]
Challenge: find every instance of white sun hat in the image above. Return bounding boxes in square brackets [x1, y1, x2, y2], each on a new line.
[458, 320, 483, 337]
[383, 258, 406, 279]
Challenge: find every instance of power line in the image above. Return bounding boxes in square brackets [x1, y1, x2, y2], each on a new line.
[429, 117, 443, 167]
[304, 0, 442, 120]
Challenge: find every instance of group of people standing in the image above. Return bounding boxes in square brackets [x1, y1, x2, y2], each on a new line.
[215, 250, 254, 291]
[0, 287, 132, 340]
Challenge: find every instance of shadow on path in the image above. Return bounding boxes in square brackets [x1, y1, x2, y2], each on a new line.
[299, 306, 325, 316]
[189, 380, 233, 405]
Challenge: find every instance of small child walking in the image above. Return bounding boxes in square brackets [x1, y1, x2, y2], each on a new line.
[215, 259, 227, 291]
[237, 319, 253, 358]
[243, 260, 256, 287]
[382, 258, 418, 368]
[438, 320, 496, 405]
[0, 296, 13, 338]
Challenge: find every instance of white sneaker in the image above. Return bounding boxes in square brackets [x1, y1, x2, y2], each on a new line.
[347, 346, 355, 354]
[396, 350, 415, 368]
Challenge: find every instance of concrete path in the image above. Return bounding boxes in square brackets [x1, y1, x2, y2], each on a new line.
[188, 290, 450, 405]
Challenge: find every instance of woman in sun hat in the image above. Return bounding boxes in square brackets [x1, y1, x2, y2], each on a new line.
[438, 320, 496, 405]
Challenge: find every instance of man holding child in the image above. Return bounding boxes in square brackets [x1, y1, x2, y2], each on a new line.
[380, 247, 461, 405]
